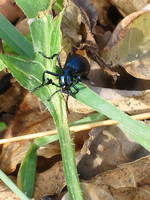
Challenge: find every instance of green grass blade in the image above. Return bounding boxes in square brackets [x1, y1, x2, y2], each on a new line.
[75, 83, 150, 151]
[0, 59, 6, 71]
[0, 122, 7, 131]
[0, 14, 34, 58]
[17, 143, 38, 198]
[0, 170, 30, 200]
[29, 12, 84, 200]
[70, 113, 107, 126]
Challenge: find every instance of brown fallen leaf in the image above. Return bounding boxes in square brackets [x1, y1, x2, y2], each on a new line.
[0, 93, 55, 173]
[77, 155, 150, 200]
[0, 92, 89, 173]
[54, 156, 150, 200]
[0, 0, 24, 23]
[34, 161, 65, 199]
[77, 126, 149, 180]
[102, 8, 150, 80]
[73, 0, 98, 32]
[110, 0, 150, 16]
[62, 0, 82, 53]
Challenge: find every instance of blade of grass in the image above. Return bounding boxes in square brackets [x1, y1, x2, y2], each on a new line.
[0, 122, 7, 131]
[29, 12, 84, 200]
[17, 143, 38, 198]
[0, 170, 30, 200]
[70, 112, 107, 126]
[0, 14, 34, 58]
[75, 83, 150, 151]
[0, 58, 6, 71]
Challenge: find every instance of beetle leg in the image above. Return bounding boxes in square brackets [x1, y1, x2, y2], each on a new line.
[39, 52, 63, 71]
[32, 78, 53, 92]
[72, 84, 79, 95]
[39, 52, 59, 60]
[32, 70, 60, 92]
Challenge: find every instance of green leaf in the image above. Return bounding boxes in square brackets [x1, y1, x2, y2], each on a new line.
[16, 0, 53, 18]
[0, 122, 7, 131]
[17, 143, 38, 198]
[75, 83, 150, 151]
[0, 170, 30, 200]
[1, 11, 83, 199]
[0, 59, 7, 71]
[0, 14, 34, 59]
[71, 113, 107, 126]
[54, 0, 64, 12]
[29, 13, 83, 200]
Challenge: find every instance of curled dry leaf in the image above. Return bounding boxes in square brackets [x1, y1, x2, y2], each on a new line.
[110, 0, 150, 16]
[80, 155, 150, 200]
[77, 126, 149, 180]
[73, 0, 98, 32]
[102, 9, 150, 80]
[72, 0, 116, 76]
[92, 0, 111, 25]
[62, 0, 82, 53]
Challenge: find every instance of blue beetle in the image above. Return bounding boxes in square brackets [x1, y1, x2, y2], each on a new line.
[33, 52, 90, 97]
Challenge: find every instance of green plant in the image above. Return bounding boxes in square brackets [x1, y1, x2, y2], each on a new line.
[0, 0, 150, 199]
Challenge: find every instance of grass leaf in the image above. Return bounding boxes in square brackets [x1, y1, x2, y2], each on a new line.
[0, 14, 34, 58]
[75, 83, 150, 150]
[0, 170, 30, 200]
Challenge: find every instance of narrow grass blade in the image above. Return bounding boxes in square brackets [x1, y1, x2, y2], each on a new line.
[0, 14, 34, 58]
[0, 170, 30, 200]
[17, 143, 38, 198]
[0, 122, 7, 131]
[71, 112, 107, 126]
[75, 83, 150, 151]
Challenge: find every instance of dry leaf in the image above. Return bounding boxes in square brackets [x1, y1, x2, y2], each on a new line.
[102, 8, 150, 80]
[34, 162, 65, 199]
[73, 0, 98, 32]
[110, 0, 150, 16]
[0, 0, 24, 22]
[0, 93, 55, 173]
[79, 155, 150, 200]
[77, 126, 149, 180]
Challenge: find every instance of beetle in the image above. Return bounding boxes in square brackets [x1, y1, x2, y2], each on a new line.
[32, 52, 90, 98]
